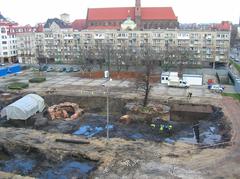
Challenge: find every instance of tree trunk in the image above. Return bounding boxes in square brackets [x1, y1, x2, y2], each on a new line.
[143, 73, 150, 107]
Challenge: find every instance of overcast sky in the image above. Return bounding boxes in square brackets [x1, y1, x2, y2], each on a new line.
[0, 0, 239, 25]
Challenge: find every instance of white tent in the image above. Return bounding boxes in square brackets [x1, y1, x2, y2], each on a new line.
[26, 94, 45, 112]
[1, 94, 45, 120]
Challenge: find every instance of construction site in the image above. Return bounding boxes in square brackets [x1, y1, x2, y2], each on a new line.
[0, 70, 239, 179]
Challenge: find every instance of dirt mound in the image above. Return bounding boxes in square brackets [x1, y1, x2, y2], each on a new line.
[48, 102, 84, 120]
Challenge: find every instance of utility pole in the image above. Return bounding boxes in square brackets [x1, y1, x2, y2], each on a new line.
[103, 77, 112, 141]
[106, 84, 109, 140]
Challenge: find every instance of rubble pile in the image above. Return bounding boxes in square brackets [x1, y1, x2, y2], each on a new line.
[48, 102, 84, 120]
[120, 103, 170, 123]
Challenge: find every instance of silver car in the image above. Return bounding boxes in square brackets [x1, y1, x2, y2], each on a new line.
[210, 84, 224, 93]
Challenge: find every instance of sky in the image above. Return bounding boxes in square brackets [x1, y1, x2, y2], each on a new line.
[0, 0, 239, 25]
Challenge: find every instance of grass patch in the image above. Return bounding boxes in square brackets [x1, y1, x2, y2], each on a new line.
[29, 77, 46, 83]
[222, 93, 240, 101]
[230, 60, 240, 73]
[8, 82, 29, 90]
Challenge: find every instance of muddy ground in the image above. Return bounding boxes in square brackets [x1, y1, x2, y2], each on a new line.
[0, 93, 233, 178]
[0, 94, 230, 145]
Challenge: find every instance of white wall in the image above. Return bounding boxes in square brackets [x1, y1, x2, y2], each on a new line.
[183, 75, 203, 86]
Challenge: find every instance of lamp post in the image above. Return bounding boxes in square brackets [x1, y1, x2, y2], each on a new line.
[103, 78, 112, 141]
[106, 83, 109, 140]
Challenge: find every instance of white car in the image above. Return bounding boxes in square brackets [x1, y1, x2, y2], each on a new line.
[210, 84, 224, 93]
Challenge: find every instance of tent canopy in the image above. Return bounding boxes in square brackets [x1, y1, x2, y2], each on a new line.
[1, 94, 45, 120]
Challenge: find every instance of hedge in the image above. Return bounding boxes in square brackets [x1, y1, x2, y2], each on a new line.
[8, 82, 29, 90]
[29, 77, 46, 83]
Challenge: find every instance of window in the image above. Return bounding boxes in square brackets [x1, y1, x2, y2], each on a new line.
[2, 41, 7, 45]
[1, 28, 6, 33]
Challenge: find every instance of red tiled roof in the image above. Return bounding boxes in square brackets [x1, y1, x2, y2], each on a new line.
[87, 7, 135, 21]
[35, 23, 44, 32]
[141, 7, 177, 20]
[211, 21, 231, 31]
[218, 21, 231, 31]
[87, 25, 120, 30]
[87, 7, 177, 21]
[71, 19, 86, 31]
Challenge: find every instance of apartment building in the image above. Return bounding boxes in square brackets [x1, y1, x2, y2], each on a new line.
[0, 22, 18, 64]
[42, 18, 76, 63]
[48, 29, 229, 66]
[14, 25, 37, 64]
[35, 22, 230, 66]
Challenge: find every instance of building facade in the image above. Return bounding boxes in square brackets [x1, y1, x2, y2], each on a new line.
[0, 22, 18, 64]
[35, 19, 230, 66]
[15, 25, 37, 64]
[78, 29, 230, 66]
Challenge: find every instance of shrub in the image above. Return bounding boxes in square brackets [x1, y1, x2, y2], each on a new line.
[8, 82, 29, 90]
[29, 77, 46, 83]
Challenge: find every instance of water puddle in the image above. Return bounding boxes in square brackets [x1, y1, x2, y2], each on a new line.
[130, 133, 144, 140]
[0, 153, 37, 176]
[39, 160, 96, 179]
[0, 151, 97, 178]
[173, 126, 222, 145]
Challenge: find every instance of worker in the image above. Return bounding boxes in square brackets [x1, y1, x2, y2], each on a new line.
[160, 124, 164, 133]
[150, 124, 156, 128]
[189, 92, 192, 99]
[193, 122, 200, 143]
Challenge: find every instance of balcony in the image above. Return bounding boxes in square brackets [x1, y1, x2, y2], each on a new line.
[94, 34, 105, 40]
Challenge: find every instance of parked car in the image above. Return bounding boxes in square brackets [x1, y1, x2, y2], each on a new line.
[57, 67, 66, 72]
[46, 66, 55, 72]
[234, 58, 240, 62]
[210, 84, 224, 93]
[39, 65, 48, 71]
[73, 67, 80, 72]
[66, 67, 73, 73]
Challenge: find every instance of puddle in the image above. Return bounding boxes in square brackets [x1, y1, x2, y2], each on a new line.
[0, 154, 37, 176]
[39, 160, 95, 179]
[130, 133, 144, 140]
[0, 150, 97, 178]
[201, 132, 221, 145]
[174, 126, 222, 145]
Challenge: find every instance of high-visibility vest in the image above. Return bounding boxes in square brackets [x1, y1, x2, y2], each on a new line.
[160, 125, 164, 131]
[150, 124, 156, 128]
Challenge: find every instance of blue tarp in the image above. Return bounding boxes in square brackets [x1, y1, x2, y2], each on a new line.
[73, 124, 114, 138]
[0, 64, 21, 77]
[7, 64, 21, 74]
[0, 68, 8, 77]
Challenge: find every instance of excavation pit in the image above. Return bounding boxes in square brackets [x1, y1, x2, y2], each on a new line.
[0, 95, 231, 146]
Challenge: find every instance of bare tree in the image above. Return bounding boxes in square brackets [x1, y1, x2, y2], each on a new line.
[135, 44, 160, 107]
